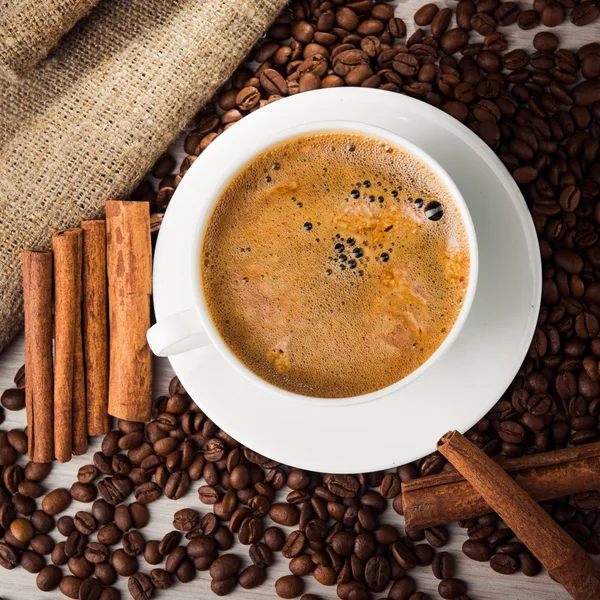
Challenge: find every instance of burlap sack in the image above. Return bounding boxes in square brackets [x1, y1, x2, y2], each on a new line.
[0, 0, 100, 78]
[0, 0, 287, 355]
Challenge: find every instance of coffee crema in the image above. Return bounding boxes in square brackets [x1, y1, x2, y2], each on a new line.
[201, 132, 470, 398]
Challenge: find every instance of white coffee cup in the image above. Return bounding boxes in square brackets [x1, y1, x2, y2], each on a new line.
[147, 120, 479, 404]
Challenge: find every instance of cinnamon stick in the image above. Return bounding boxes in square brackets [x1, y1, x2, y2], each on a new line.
[403, 442, 600, 530]
[22, 251, 54, 463]
[72, 321, 87, 456]
[52, 228, 85, 462]
[438, 431, 600, 600]
[106, 201, 152, 422]
[82, 220, 110, 436]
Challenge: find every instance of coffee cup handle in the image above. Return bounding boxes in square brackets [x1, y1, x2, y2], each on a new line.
[147, 308, 211, 357]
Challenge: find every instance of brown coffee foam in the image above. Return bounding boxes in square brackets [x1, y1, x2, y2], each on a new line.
[201, 132, 470, 398]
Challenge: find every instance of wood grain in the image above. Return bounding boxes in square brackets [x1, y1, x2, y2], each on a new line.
[3, 0, 599, 595]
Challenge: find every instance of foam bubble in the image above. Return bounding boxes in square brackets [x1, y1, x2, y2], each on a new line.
[201, 132, 470, 398]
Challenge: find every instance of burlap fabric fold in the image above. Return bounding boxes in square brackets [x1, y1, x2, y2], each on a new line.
[0, 0, 287, 355]
[0, 0, 100, 78]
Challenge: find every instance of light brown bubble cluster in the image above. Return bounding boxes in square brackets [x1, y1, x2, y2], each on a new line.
[201, 132, 470, 398]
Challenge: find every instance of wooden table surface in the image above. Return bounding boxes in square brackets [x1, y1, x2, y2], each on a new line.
[2, 1, 599, 597]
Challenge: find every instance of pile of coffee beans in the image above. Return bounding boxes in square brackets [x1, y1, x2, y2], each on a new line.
[3, 0, 600, 598]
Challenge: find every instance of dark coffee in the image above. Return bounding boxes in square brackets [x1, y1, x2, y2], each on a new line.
[201, 132, 470, 397]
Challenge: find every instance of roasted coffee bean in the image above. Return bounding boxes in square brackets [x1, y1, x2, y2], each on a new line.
[0, 542, 19, 569]
[79, 577, 103, 600]
[37, 565, 62, 591]
[276, 574, 304, 598]
[0, 387, 24, 411]
[198, 485, 220, 504]
[282, 530, 306, 558]
[571, 0, 600, 25]
[239, 516, 264, 545]
[286, 468, 310, 490]
[439, 578, 468, 599]
[424, 526, 449, 548]
[60, 575, 83, 599]
[364, 555, 390, 592]
[176, 558, 196, 583]
[290, 554, 315, 576]
[414, 3, 439, 25]
[24, 461, 52, 482]
[94, 453, 114, 476]
[128, 572, 153, 600]
[158, 531, 181, 556]
[144, 541, 162, 566]
[239, 565, 267, 589]
[432, 552, 454, 579]
[134, 482, 161, 505]
[164, 546, 186, 574]
[412, 543, 434, 567]
[210, 554, 241, 581]
[462, 539, 493, 561]
[42, 488, 71, 515]
[250, 542, 273, 567]
[30, 510, 54, 534]
[112, 549, 138, 577]
[173, 508, 198, 531]
[392, 540, 418, 570]
[471, 12, 496, 34]
[519, 551, 541, 576]
[100, 587, 120, 600]
[327, 475, 359, 498]
[388, 18, 407, 38]
[18, 479, 44, 498]
[388, 576, 416, 600]
[98, 523, 122, 546]
[21, 550, 45, 574]
[101, 432, 121, 456]
[52, 542, 69, 566]
[85, 542, 110, 564]
[533, 31, 558, 52]
[440, 29, 469, 55]
[77, 465, 99, 484]
[68, 556, 95, 580]
[95, 563, 117, 586]
[123, 530, 146, 556]
[490, 553, 519, 574]
[517, 9, 540, 29]
[66, 531, 89, 558]
[270, 503, 300, 526]
[90, 501, 113, 527]
[71, 482, 98, 504]
[30, 533, 55, 555]
[68, 556, 94, 579]
[150, 568, 173, 590]
[164, 470, 190, 499]
[114, 505, 132, 532]
[186, 536, 217, 559]
[74, 511, 97, 535]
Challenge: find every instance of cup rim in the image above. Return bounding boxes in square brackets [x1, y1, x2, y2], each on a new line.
[189, 120, 479, 406]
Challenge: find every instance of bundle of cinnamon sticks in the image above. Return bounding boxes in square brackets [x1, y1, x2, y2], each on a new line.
[23, 200, 152, 463]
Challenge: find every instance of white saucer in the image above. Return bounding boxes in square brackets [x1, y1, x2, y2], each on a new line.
[153, 88, 541, 474]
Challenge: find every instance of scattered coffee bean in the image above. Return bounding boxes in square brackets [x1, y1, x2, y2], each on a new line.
[42, 488, 71, 515]
[173, 508, 198, 531]
[36, 564, 62, 591]
[128, 572, 153, 600]
[276, 574, 304, 598]
[79, 577, 103, 600]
